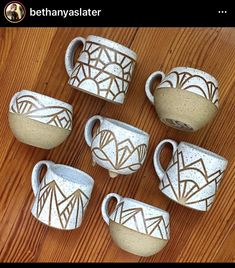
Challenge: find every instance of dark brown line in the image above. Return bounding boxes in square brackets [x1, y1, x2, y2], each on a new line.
[76, 61, 130, 83]
[86, 41, 136, 62]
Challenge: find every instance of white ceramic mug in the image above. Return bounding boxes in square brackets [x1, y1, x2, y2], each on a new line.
[31, 160, 94, 230]
[84, 115, 149, 178]
[65, 35, 137, 104]
[145, 67, 219, 132]
[153, 139, 228, 212]
[101, 193, 170, 257]
[8, 90, 73, 149]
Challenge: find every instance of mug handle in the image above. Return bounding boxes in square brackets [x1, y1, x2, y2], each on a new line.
[153, 139, 178, 180]
[31, 160, 54, 196]
[145, 71, 165, 105]
[101, 193, 122, 225]
[9, 91, 20, 111]
[84, 115, 104, 147]
[65, 36, 86, 76]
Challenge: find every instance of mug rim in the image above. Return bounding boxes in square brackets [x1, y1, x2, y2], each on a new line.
[17, 89, 73, 111]
[50, 164, 94, 186]
[181, 141, 228, 163]
[123, 197, 169, 218]
[86, 35, 137, 60]
[170, 66, 218, 84]
[104, 117, 149, 138]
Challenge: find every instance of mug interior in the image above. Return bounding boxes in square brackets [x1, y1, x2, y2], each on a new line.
[18, 90, 72, 111]
[182, 142, 227, 163]
[105, 118, 149, 138]
[124, 197, 169, 217]
[86, 35, 137, 60]
[51, 164, 94, 186]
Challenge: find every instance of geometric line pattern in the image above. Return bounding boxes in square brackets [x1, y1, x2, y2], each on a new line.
[160, 150, 225, 211]
[36, 180, 89, 229]
[91, 129, 147, 172]
[158, 71, 219, 107]
[10, 95, 72, 130]
[111, 201, 170, 240]
[69, 41, 136, 102]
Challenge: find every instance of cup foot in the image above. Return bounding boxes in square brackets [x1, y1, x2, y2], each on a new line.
[109, 171, 119, 178]
[160, 118, 194, 132]
[154, 88, 218, 132]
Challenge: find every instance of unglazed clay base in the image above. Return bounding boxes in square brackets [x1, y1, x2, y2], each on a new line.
[154, 88, 218, 132]
[109, 220, 168, 257]
[8, 113, 71, 149]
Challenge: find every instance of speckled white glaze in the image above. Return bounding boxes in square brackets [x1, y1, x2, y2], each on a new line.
[145, 67, 219, 107]
[153, 139, 228, 212]
[9, 90, 73, 130]
[65, 35, 137, 104]
[101, 193, 170, 240]
[101, 193, 169, 256]
[31, 160, 94, 230]
[145, 67, 219, 132]
[84, 115, 149, 177]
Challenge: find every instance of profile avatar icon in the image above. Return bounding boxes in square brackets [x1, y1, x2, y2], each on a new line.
[4, 2, 26, 23]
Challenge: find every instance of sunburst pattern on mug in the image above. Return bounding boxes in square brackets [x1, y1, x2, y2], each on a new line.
[69, 41, 135, 103]
[160, 150, 224, 211]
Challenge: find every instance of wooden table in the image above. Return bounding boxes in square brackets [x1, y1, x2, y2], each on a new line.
[0, 28, 235, 262]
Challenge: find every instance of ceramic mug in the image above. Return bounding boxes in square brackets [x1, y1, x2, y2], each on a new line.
[65, 35, 137, 104]
[31, 160, 94, 230]
[153, 139, 228, 212]
[145, 67, 219, 132]
[8, 90, 73, 149]
[101, 193, 170, 257]
[84, 115, 149, 178]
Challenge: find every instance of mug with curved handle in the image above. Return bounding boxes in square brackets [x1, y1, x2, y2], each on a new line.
[84, 115, 104, 147]
[84, 115, 149, 178]
[65, 37, 86, 76]
[31, 160, 54, 197]
[153, 139, 228, 212]
[145, 71, 165, 105]
[31, 160, 94, 230]
[101, 193, 170, 257]
[145, 67, 219, 132]
[65, 35, 137, 104]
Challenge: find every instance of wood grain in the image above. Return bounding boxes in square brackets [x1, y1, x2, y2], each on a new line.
[0, 27, 234, 262]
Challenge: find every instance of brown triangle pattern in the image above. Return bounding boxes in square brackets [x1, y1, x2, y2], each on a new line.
[160, 150, 225, 211]
[91, 129, 147, 171]
[35, 180, 89, 229]
[111, 201, 169, 240]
